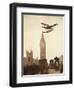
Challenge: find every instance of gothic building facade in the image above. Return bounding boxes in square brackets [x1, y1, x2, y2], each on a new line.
[25, 50, 34, 66]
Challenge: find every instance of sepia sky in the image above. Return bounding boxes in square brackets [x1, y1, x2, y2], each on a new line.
[23, 14, 64, 60]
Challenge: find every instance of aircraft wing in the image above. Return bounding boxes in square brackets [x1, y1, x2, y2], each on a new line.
[42, 29, 53, 33]
[41, 22, 49, 26]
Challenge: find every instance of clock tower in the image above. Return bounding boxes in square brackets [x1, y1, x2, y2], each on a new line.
[40, 33, 46, 59]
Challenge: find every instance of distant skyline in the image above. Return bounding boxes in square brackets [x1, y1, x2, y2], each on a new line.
[23, 14, 64, 61]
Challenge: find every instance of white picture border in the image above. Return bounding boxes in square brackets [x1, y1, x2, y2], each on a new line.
[16, 7, 70, 84]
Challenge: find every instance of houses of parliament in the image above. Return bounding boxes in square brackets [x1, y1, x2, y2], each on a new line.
[23, 33, 63, 75]
[24, 33, 46, 66]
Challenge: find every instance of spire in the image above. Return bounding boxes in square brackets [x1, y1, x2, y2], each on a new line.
[40, 32, 46, 44]
[41, 32, 45, 41]
[41, 32, 44, 39]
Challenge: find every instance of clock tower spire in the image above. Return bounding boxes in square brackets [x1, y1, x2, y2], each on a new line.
[40, 32, 46, 59]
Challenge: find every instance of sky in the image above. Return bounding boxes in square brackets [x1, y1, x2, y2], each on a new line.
[23, 14, 64, 61]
